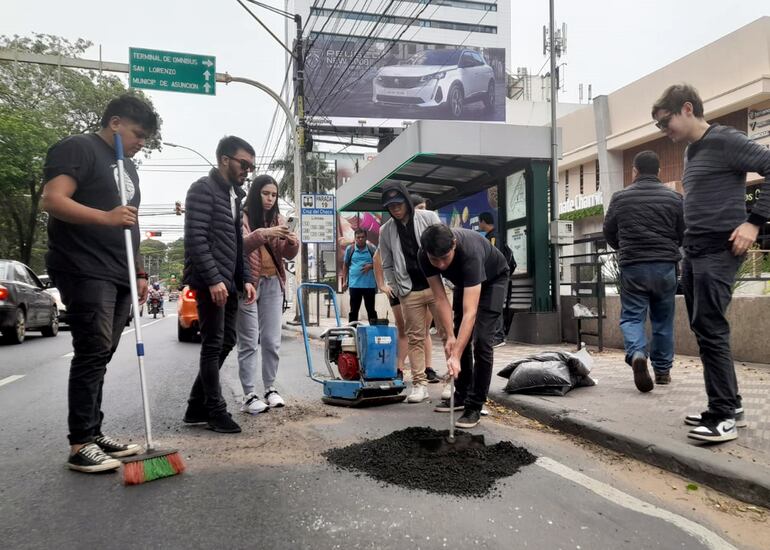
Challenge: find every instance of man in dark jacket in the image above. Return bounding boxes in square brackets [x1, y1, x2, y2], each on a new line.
[183, 136, 256, 433]
[604, 151, 684, 393]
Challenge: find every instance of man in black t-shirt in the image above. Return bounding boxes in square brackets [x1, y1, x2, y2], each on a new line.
[41, 95, 158, 474]
[420, 225, 508, 429]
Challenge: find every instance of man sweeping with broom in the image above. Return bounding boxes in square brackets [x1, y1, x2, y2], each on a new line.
[41, 95, 158, 473]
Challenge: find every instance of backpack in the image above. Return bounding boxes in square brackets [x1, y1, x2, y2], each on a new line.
[344, 243, 376, 267]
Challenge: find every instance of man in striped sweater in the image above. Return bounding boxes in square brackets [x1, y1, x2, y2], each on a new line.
[652, 84, 770, 443]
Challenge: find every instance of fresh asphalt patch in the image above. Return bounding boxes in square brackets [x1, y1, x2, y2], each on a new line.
[324, 426, 537, 498]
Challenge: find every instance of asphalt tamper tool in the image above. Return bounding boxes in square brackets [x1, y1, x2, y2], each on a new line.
[114, 132, 185, 485]
[298, 283, 406, 407]
[419, 376, 485, 453]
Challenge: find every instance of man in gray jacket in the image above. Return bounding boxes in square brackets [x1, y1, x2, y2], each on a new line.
[603, 151, 684, 393]
[378, 182, 443, 403]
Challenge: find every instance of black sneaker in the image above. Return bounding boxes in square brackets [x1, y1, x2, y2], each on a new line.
[94, 435, 142, 458]
[455, 409, 481, 429]
[493, 340, 506, 349]
[654, 372, 671, 385]
[183, 403, 209, 424]
[685, 408, 746, 428]
[67, 443, 121, 473]
[425, 367, 441, 384]
[687, 414, 737, 443]
[434, 398, 465, 412]
[206, 412, 242, 434]
[631, 352, 653, 393]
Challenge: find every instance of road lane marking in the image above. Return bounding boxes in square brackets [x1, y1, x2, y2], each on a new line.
[536, 457, 737, 550]
[122, 317, 167, 335]
[0, 375, 25, 388]
[62, 352, 74, 358]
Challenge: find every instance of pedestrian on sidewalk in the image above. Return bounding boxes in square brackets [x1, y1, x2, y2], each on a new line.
[342, 229, 379, 324]
[478, 211, 516, 348]
[603, 150, 684, 392]
[420, 225, 509, 429]
[409, 193, 441, 385]
[41, 94, 158, 472]
[652, 84, 770, 443]
[183, 136, 257, 434]
[237, 175, 298, 415]
[378, 183, 445, 403]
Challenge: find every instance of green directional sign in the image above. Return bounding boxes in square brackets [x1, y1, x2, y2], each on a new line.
[129, 48, 215, 95]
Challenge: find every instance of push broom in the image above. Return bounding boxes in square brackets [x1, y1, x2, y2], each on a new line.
[114, 132, 185, 485]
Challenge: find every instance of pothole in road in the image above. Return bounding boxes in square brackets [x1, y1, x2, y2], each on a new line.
[324, 426, 537, 498]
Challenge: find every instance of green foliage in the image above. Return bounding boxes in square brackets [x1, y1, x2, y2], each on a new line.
[270, 153, 336, 203]
[559, 204, 604, 221]
[0, 33, 162, 266]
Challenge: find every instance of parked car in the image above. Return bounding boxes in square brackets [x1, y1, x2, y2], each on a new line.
[0, 260, 59, 344]
[38, 274, 67, 324]
[372, 48, 495, 118]
[177, 285, 200, 342]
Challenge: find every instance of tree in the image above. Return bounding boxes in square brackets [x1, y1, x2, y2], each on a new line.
[0, 34, 162, 270]
[270, 152, 336, 203]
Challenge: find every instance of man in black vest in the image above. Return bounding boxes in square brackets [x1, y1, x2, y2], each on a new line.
[183, 136, 256, 433]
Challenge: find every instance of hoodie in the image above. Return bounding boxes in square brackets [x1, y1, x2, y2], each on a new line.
[378, 182, 441, 297]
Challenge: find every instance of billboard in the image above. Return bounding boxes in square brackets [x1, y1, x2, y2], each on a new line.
[436, 188, 498, 231]
[306, 34, 506, 122]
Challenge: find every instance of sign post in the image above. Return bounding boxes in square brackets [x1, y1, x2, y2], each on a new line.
[129, 48, 216, 95]
[300, 194, 335, 244]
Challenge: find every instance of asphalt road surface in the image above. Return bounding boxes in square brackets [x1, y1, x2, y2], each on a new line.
[0, 315, 763, 549]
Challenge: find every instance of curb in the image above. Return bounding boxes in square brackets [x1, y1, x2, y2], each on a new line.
[492, 391, 770, 509]
[284, 320, 770, 508]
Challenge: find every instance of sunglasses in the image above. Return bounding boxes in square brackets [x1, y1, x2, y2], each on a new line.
[655, 113, 675, 130]
[227, 156, 256, 173]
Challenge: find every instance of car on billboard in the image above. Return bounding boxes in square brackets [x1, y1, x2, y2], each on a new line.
[372, 48, 495, 119]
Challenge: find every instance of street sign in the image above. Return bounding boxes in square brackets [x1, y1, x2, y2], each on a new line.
[300, 194, 335, 243]
[129, 48, 216, 95]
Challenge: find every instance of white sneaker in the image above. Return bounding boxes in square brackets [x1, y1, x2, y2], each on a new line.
[441, 383, 452, 400]
[407, 385, 429, 403]
[687, 418, 738, 443]
[240, 392, 268, 415]
[265, 387, 285, 408]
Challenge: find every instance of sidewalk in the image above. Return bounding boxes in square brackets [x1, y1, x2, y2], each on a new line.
[282, 310, 770, 508]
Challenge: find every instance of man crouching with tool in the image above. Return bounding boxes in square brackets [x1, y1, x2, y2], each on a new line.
[419, 224, 509, 429]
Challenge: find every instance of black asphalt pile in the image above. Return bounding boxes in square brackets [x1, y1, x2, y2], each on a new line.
[323, 427, 537, 498]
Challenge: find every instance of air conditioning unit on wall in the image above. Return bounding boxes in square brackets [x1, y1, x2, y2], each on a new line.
[550, 220, 574, 245]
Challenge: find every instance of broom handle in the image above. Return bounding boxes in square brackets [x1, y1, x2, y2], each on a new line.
[114, 133, 154, 451]
[449, 376, 455, 442]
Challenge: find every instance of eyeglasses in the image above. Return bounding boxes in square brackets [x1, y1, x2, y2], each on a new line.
[227, 156, 256, 173]
[655, 113, 674, 130]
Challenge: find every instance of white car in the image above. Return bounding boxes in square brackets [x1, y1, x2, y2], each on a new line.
[372, 49, 496, 119]
[38, 274, 66, 321]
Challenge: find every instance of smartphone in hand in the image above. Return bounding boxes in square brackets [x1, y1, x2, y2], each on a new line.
[286, 216, 298, 232]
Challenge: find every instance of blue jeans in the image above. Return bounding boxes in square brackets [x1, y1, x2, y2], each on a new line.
[619, 262, 677, 373]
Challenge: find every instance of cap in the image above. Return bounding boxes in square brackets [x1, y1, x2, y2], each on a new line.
[382, 188, 406, 207]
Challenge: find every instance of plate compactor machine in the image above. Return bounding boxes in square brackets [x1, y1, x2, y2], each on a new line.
[298, 283, 406, 407]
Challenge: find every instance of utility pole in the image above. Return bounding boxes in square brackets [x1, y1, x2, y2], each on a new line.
[295, 14, 309, 286]
[545, 1, 566, 316]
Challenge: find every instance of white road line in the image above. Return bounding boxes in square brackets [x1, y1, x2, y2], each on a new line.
[122, 317, 166, 335]
[0, 375, 25, 388]
[536, 457, 737, 550]
[62, 352, 74, 358]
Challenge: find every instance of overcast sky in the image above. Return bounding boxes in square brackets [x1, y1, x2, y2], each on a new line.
[2, 0, 768, 240]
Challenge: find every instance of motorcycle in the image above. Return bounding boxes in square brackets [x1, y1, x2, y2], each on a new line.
[148, 296, 164, 319]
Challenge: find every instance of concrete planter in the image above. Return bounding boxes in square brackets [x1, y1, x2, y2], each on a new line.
[561, 294, 770, 363]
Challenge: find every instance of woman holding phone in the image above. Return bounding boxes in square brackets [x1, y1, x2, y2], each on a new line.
[236, 175, 299, 414]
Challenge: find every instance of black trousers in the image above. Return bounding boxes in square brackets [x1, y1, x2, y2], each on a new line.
[453, 273, 508, 411]
[349, 287, 378, 323]
[682, 249, 743, 418]
[53, 272, 132, 445]
[188, 290, 239, 416]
